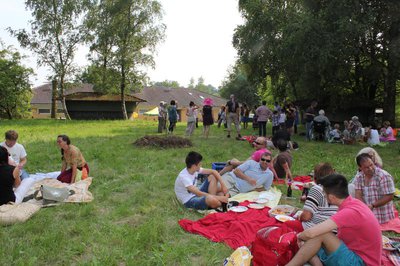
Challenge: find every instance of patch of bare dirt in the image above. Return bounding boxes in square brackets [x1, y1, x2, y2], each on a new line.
[133, 135, 193, 148]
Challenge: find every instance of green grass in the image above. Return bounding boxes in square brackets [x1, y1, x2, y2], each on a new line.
[0, 119, 399, 265]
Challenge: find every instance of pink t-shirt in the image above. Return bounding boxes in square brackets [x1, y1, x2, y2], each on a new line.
[251, 148, 271, 162]
[330, 196, 381, 266]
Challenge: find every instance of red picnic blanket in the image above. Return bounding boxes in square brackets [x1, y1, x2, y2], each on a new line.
[179, 201, 286, 249]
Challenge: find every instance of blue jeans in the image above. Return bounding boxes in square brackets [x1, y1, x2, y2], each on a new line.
[184, 179, 210, 210]
[306, 121, 313, 140]
[20, 169, 30, 180]
[317, 242, 364, 266]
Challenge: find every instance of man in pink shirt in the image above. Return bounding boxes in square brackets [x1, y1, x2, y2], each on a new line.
[287, 174, 381, 266]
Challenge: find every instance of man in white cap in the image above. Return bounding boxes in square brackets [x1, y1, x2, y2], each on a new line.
[225, 94, 241, 139]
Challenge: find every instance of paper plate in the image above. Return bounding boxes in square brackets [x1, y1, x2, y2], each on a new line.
[275, 214, 295, 223]
[382, 236, 396, 250]
[229, 206, 248, 213]
[254, 198, 269, 204]
[248, 203, 265, 210]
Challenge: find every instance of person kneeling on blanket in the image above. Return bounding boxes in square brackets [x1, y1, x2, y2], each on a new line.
[174, 151, 229, 210]
[220, 152, 273, 197]
[287, 174, 381, 266]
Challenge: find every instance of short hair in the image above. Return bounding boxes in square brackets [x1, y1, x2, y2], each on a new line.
[185, 151, 203, 168]
[261, 152, 272, 158]
[357, 147, 382, 167]
[319, 109, 325, 115]
[276, 139, 288, 152]
[319, 174, 349, 199]
[256, 137, 267, 146]
[189, 101, 195, 107]
[262, 100, 267, 105]
[5, 130, 18, 141]
[356, 153, 372, 167]
[314, 162, 335, 184]
[170, 100, 176, 105]
[0, 146, 9, 165]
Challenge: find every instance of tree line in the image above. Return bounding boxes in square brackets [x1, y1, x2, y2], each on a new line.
[220, 0, 400, 125]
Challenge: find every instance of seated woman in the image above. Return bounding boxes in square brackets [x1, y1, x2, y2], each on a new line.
[298, 163, 338, 229]
[0, 146, 21, 205]
[56, 135, 89, 183]
[380, 121, 396, 142]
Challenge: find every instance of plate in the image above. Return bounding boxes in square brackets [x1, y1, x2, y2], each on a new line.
[229, 206, 248, 213]
[258, 192, 276, 201]
[382, 236, 396, 250]
[248, 203, 265, 210]
[275, 214, 295, 223]
[255, 198, 269, 204]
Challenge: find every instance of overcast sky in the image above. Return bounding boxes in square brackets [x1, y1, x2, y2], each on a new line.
[0, 0, 243, 88]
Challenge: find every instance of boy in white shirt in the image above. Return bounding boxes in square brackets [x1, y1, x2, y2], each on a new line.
[1, 130, 29, 180]
[174, 151, 229, 210]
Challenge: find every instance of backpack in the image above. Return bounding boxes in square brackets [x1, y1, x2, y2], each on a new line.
[251, 224, 299, 266]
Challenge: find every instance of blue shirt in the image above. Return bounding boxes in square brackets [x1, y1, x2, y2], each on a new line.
[230, 160, 273, 192]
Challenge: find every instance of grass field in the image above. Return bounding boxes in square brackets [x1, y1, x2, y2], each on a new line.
[1, 119, 399, 265]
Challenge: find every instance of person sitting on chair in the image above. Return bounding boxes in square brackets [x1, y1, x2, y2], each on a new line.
[313, 110, 330, 141]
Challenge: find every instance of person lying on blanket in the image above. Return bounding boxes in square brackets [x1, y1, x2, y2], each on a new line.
[174, 151, 229, 210]
[56, 135, 89, 184]
[219, 137, 272, 175]
[220, 152, 273, 197]
[298, 162, 338, 230]
[287, 174, 381, 266]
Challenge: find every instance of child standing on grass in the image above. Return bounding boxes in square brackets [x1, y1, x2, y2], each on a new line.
[174, 151, 228, 210]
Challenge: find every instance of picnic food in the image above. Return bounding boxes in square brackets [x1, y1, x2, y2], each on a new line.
[268, 205, 295, 217]
[275, 215, 295, 223]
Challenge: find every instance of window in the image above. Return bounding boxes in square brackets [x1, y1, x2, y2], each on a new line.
[199, 95, 204, 99]
[38, 109, 50, 114]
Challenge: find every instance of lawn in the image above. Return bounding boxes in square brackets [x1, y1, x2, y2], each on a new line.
[1, 119, 399, 265]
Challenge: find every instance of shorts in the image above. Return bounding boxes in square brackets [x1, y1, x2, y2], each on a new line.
[184, 179, 210, 210]
[317, 242, 364, 266]
[221, 173, 240, 197]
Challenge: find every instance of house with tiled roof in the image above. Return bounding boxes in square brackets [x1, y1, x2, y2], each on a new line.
[134, 87, 228, 121]
[31, 83, 145, 119]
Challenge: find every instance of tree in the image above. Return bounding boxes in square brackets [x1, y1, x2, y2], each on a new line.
[86, 0, 165, 119]
[9, 0, 94, 119]
[0, 45, 33, 119]
[151, 80, 180, 88]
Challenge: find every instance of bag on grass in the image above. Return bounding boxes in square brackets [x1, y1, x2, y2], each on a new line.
[37, 185, 71, 202]
[251, 224, 299, 266]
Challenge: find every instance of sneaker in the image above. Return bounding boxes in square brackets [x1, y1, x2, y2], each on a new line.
[227, 134, 231, 138]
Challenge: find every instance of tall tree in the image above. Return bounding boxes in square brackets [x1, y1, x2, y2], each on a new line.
[0, 45, 33, 119]
[9, 0, 94, 119]
[86, 0, 165, 119]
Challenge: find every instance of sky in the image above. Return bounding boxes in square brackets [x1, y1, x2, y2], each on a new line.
[0, 0, 243, 88]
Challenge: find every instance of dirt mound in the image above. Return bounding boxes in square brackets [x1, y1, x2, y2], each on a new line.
[133, 135, 193, 148]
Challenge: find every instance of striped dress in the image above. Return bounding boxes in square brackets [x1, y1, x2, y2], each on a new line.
[302, 185, 338, 229]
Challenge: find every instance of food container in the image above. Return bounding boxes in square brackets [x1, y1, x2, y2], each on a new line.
[268, 205, 295, 218]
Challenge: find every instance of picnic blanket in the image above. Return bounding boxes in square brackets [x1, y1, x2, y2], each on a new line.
[229, 187, 282, 209]
[273, 175, 314, 190]
[179, 201, 282, 249]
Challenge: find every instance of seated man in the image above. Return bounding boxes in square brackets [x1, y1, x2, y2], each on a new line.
[219, 137, 271, 175]
[174, 151, 228, 210]
[272, 139, 292, 181]
[0, 130, 29, 180]
[221, 152, 273, 197]
[313, 110, 330, 141]
[287, 174, 381, 266]
[354, 153, 395, 224]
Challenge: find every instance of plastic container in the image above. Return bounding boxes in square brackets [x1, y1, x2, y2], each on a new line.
[268, 205, 296, 218]
[212, 162, 226, 171]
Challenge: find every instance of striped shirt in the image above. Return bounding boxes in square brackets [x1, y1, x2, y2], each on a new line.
[302, 185, 338, 229]
[354, 167, 395, 224]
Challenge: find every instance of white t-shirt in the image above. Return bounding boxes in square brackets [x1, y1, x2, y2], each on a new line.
[174, 167, 203, 204]
[368, 129, 380, 145]
[279, 113, 286, 123]
[0, 142, 27, 164]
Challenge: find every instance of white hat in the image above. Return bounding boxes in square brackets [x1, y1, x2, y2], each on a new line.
[319, 109, 325, 115]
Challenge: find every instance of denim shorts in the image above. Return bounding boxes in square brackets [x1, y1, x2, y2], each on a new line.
[318, 242, 364, 266]
[184, 179, 210, 210]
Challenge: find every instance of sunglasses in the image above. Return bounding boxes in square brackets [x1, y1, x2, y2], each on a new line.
[260, 158, 271, 162]
[253, 141, 263, 145]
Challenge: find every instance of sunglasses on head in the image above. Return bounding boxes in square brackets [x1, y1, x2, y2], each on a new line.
[253, 141, 263, 145]
[260, 158, 271, 162]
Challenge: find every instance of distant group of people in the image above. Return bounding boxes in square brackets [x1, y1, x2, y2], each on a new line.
[0, 130, 89, 206]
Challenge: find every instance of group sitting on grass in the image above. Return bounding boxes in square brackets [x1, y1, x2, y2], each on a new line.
[175, 141, 397, 265]
[0, 130, 89, 206]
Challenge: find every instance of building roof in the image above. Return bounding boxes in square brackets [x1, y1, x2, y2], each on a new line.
[134, 86, 228, 108]
[31, 83, 145, 104]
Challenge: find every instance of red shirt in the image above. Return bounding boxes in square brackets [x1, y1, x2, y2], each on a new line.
[331, 196, 381, 266]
